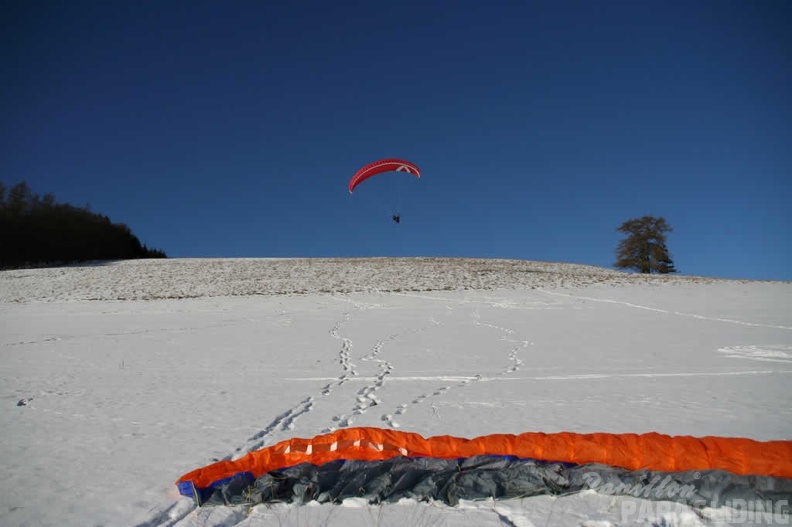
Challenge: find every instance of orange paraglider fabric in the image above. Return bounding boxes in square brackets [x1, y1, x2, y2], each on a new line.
[177, 427, 792, 498]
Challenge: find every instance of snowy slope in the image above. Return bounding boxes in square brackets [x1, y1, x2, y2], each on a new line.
[1, 258, 790, 527]
[0, 257, 729, 302]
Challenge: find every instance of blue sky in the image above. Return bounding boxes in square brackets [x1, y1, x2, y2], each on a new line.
[3, 1, 790, 280]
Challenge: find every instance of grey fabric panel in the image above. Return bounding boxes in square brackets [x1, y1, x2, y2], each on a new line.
[202, 455, 792, 509]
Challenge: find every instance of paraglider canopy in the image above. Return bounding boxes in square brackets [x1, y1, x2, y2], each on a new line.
[348, 158, 420, 194]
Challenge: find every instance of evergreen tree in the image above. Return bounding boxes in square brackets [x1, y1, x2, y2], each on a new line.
[615, 216, 676, 274]
[0, 181, 167, 268]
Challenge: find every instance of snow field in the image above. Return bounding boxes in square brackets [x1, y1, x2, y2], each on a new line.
[1, 258, 790, 526]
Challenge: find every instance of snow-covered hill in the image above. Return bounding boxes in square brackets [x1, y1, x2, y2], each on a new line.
[1, 258, 789, 527]
[0, 257, 729, 302]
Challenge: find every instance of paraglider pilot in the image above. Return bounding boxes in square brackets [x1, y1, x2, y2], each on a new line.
[392, 215, 400, 224]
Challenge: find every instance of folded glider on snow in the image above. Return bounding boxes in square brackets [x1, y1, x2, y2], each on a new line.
[177, 427, 792, 507]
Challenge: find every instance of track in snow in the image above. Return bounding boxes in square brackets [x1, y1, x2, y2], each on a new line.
[325, 302, 443, 432]
[382, 303, 532, 429]
[538, 289, 792, 331]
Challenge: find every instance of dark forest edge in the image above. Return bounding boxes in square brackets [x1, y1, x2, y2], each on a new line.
[1, 181, 166, 269]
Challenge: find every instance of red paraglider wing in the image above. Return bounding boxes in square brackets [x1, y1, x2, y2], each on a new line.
[348, 158, 420, 193]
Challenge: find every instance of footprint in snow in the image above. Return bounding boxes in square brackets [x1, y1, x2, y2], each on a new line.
[381, 414, 401, 429]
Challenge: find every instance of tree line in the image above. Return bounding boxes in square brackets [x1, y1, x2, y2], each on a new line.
[0, 181, 166, 269]
[1, 180, 676, 274]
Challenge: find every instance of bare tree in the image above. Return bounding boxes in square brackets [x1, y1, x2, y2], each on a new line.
[615, 216, 676, 274]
